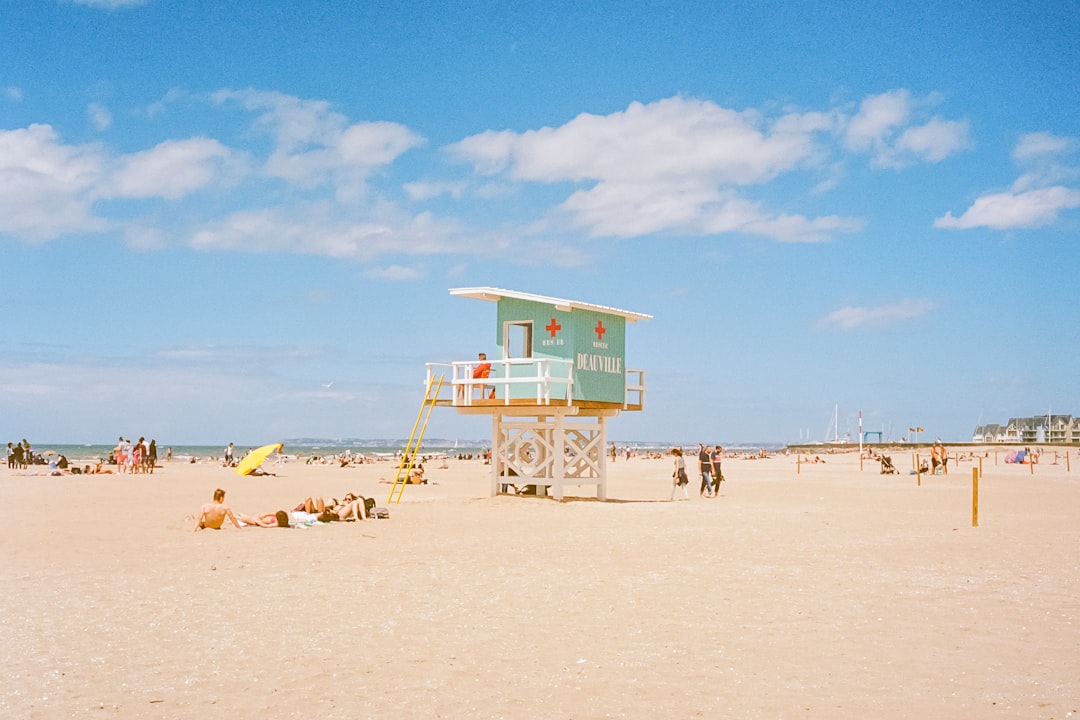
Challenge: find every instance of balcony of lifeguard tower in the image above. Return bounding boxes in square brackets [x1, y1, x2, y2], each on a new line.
[424, 287, 651, 416]
[425, 357, 647, 413]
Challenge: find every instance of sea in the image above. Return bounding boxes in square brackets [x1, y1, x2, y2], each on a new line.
[14, 439, 788, 465]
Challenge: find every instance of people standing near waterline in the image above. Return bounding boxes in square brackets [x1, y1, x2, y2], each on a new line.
[670, 447, 689, 501]
[931, 442, 942, 475]
[131, 439, 144, 474]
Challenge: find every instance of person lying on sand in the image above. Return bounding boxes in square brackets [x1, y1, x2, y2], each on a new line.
[297, 494, 369, 521]
[194, 488, 242, 531]
[235, 512, 283, 528]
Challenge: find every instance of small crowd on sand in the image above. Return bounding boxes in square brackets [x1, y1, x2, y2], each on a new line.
[113, 436, 159, 474]
[669, 444, 727, 500]
[7, 439, 44, 469]
[193, 488, 387, 530]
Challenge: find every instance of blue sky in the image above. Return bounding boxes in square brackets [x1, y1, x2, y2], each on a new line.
[2, 0, 1078, 445]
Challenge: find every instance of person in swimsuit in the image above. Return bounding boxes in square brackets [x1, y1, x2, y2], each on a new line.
[193, 488, 242, 530]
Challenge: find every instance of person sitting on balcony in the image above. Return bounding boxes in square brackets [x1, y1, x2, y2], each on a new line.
[473, 352, 494, 399]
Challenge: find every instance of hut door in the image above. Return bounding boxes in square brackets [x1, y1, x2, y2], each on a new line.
[504, 321, 533, 359]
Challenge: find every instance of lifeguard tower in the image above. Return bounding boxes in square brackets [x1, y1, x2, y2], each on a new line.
[424, 287, 651, 501]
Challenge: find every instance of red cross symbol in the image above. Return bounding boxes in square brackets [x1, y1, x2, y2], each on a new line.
[545, 317, 562, 337]
[594, 320, 607, 341]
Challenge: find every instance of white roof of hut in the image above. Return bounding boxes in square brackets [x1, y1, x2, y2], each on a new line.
[450, 287, 652, 323]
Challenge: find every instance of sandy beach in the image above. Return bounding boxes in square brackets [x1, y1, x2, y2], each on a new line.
[2, 448, 1078, 719]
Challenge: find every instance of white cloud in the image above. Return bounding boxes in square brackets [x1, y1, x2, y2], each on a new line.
[88, 102, 112, 131]
[448, 96, 861, 242]
[934, 186, 1080, 230]
[214, 88, 423, 193]
[451, 97, 826, 186]
[362, 264, 425, 281]
[4, 86, 23, 102]
[110, 137, 248, 199]
[895, 118, 970, 163]
[0, 124, 248, 241]
[188, 203, 463, 261]
[0, 124, 107, 240]
[936, 132, 1079, 230]
[844, 90, 969, 167]
[845, 90, 911, 153]
[403, 180, 468, 201]
[1013, 131, 1076, 161]
[820, 298, 935, 330]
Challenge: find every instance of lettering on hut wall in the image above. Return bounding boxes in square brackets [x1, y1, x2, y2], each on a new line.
[576, 353, 623, 374]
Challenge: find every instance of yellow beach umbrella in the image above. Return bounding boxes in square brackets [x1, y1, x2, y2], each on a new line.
[234, 443, 283, 475]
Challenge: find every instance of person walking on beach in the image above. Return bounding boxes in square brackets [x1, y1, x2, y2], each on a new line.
[224, 442, 234, 466]
[698, 444, 714, 497]
[670, 447, 689, 501]
[711, 444, 725, 492]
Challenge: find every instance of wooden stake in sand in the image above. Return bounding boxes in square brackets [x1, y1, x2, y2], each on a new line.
[978, 456, 983, 479]
[972, 467, 979, 527]
[916, 453, 921, 486]
[1068, 451, 1071, 473]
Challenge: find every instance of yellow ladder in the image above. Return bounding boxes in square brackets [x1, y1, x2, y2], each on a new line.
[388, 373, 444, 504]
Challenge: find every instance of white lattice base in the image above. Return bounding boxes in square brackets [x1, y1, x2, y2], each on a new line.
[490, 409, 616, 500]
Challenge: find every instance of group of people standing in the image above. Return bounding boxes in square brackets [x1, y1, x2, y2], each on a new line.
[670, 444, 725, 500]
[113, 436, 158, 473]
[6, 439, 34, 469]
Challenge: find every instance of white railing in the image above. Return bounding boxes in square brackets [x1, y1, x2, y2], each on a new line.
[625, 368, 647, 409]
[426, 360, 647, 410]
[427, 358, 575, 407]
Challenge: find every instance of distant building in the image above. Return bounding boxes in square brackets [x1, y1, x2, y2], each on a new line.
[972, 414, 1079, 444]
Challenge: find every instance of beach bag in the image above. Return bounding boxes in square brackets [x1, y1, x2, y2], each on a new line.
[364, 497, 376, 518]
[371, 507, 390, 519]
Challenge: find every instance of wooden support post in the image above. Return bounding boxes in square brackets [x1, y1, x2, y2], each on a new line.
[1030, 453, 1035, 475]
[1068, 451, 1071, 473]
[972, 467, 979, 527]
[978, 456, 983, 479]
[916, 453, 921, 486]
[797, 454, 801, 475]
